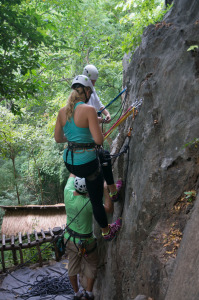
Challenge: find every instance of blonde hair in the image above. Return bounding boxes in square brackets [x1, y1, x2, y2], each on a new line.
[65, 86, 89, 121]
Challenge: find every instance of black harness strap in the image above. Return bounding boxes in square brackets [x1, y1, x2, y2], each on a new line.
[66, 141, 96, 166]
[66, 226, 93, 239]
[68, 141, 96, 150]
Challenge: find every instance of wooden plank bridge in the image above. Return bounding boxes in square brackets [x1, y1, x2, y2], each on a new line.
[0, 226, 65, 273]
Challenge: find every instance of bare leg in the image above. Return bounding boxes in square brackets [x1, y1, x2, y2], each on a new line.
[69, 275, 79, 293]
[101, 183, 114, 235]
[103, 182, 114, 214]
[86, 277, 95, 292]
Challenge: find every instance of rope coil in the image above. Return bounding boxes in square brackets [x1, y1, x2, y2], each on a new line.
[11, 271, 74, 299]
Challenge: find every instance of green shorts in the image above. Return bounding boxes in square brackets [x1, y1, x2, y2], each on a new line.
[65, 239, 98, 279]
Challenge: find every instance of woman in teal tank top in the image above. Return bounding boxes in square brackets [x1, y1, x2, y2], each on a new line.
[63, 101, 97, 165]
[54, 75, 122, 241]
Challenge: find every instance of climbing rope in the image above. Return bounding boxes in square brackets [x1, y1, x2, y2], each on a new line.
[11, 271, 74, 299]
[97, 87, 127, 117]
[104, 98, 143, 140]
[98, 98, 142, 166]
[101, 87, 128, 135]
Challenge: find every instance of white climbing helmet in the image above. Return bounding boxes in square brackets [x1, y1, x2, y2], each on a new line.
[74, 177, 87, 194]
[71, 75, 94, 91]
[83, 64, 99, 81]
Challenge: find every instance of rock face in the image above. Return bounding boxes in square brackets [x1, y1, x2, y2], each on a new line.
[164, 193, 199, 300]
[94, 0, 199, 299]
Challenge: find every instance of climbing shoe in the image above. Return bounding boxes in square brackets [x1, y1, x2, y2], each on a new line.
[109, 180, 123, 202]
[102, 218, 122, 241]
[81, 292, 94, 300]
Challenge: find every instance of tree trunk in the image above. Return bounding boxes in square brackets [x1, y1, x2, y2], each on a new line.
[11, 156, 20, 205]
[32, 155, 44, 205]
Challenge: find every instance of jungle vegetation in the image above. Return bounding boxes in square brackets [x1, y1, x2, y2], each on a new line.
[0, 0, 169, 221]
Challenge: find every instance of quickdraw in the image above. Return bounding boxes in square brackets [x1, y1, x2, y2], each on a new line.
[100, 99, 142, 163]
[103, 98, 143, 140]
[77, 240, 97, 257]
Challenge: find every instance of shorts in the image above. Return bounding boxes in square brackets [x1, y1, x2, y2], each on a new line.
[66, 239, 98, 279]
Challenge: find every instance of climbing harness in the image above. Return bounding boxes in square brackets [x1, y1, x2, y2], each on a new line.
[65, 141, 96, 165]
[65, 226, 97, 257]
[67, 141, 96, 151]
[56, 197, 91, 258]
[65, 141, 103, 182]
[66, 226, 93, 240]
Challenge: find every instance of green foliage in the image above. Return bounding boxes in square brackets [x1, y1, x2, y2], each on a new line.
[184, 138, 199, 148]
[184, 191, 196, 203]
[1, 239, 54, 269]
[115, 0, 168, 53]
[1, 250, 14, 268]
[187, 45, 198, 51]
[22, 242, 54, 264]
[0, 0, 169, 209]
[0, 106, 67, 206]
[0, 107, 25, 159]
[0, 0, 53, 105]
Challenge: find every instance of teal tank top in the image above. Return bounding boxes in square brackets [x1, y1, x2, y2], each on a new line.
[63, 102, 97, 165]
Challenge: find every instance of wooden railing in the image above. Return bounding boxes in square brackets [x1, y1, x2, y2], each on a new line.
[0, 226, 65, 273]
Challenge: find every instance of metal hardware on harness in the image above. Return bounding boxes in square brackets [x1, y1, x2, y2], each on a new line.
[77, 240, 86, 257]
[77, 240, 97, 257]
[66, 227, 95, 257]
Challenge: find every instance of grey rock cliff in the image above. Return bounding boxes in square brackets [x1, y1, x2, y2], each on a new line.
[95, 0, 199, 299]
[165, 194, 199, 300]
